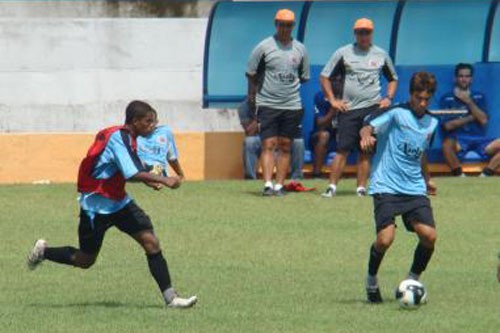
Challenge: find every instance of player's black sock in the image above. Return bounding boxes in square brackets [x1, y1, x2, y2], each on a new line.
[368, 244, 386, 276]
[410, 243, 434, 276]
[451, 167, 463, 176]
[44, 246, 78, 266]
[147, 251, 172, 293]
[482, 167, 495, 176]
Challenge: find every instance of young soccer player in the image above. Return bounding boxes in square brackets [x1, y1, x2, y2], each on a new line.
[137, 123, 185, 180]
[359, 72, 438, 303]
[27, 101, 197, 309]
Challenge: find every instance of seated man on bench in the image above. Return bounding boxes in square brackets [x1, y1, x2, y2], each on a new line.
[310, 91, 337, 178]
[440, 63, 500, 177]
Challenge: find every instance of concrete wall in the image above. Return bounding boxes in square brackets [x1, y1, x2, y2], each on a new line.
[0, 17, 240, 133]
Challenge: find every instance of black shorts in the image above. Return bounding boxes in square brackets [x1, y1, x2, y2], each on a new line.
[336, 105, 379, 152]
[78, 201, 153, 254]
[257, 106, 303, 141]
[373, 194, 435, 233]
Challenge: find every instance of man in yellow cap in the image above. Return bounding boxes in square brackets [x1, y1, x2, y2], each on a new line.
[246, 9, 310, 196]
[320, 17, 398, 198]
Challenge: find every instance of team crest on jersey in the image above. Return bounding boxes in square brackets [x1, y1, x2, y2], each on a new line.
[368, 58, 380, 68]
[288, 55, 299, 66]
[157, 136, 166, 144]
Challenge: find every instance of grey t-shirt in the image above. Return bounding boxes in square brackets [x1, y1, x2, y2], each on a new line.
[321, 43, 398, 111]
[247, 36, 310, 110]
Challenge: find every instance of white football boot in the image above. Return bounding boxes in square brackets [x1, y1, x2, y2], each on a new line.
[27, 239, 47, 270]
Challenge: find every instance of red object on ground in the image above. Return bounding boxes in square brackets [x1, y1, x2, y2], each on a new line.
[284, 181, 316, 192]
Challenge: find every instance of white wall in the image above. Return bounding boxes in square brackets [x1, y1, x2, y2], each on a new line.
[0, 17, 240, 132]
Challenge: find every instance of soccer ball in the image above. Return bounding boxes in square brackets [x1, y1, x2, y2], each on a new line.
[395, 279, 427, 309]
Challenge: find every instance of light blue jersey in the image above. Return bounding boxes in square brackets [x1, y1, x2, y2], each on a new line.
[368, 105, 438, 196]
[137, 126, 178, 176]
[80, 130, 143, 216]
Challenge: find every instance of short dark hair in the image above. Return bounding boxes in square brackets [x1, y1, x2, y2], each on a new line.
[125, 100, 156, 124]
[455, 63, 474, 77]
[409, 72, 437, 95]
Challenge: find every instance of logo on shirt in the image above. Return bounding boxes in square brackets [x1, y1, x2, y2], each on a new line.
[157, 136, 166, 144]
[398, 142, 423, 159]
[368, 58, 380, 68]
[288, 55, 300, 66]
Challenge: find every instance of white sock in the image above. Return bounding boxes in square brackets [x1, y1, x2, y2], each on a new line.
[329, 184, 337, 192]
[274, 183, 283, 191]
[357, 186, 366, 192]
[265, 181, 273, 188]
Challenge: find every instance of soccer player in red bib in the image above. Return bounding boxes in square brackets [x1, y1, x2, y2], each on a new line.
[27, 101, 197, 309]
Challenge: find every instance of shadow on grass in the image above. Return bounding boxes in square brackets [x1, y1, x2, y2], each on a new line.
[28, 301, 163, 309]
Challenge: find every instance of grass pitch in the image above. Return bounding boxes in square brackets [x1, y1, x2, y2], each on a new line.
[1, 178, 499, 333]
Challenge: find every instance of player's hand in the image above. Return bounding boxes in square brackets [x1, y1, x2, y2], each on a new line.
[379, 97, 392, 109]
[145, 182, 163, 191]
[164, 176, 181, 189]
[245, 120, 259, 136]
[426, 180, 437, 196]
[330, 99, 348, 113]
[454, 89, 473, 106]
[360, 134, 376, 153]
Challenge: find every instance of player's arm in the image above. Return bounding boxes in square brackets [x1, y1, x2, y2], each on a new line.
[320, 52, 348, 112]
[316, 107, 336, 129]
[246, 44, 265, 108]
[380, 55, 398, 108]
[455, 90, 488, 126]
[442, 115, 475, 132]
[421, 153, 436, 195]
[299, 47, 310, 83]
[132, 172, 180, 190]
[111, 133, 180, 190]
[359, 125, 377, 153]
[168, 159, 185, 181]
[360, 108, 397, 153]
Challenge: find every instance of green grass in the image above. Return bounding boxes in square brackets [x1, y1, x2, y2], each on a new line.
[1, 178, 499, 333]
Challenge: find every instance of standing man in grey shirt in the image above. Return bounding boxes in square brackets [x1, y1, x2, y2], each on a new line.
[246, 9, 310, 196]
[320, 18, 398, 198]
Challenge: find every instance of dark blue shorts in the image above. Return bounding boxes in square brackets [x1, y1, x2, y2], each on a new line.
[373, 194, 435, 233]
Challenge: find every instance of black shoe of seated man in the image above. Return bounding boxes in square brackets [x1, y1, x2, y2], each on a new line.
[366, 286, 383, 303]
[262, 186, 274, 197]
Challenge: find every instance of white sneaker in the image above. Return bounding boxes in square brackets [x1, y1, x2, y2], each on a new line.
[356, 187, 367, 197]
[167, 295, 198, 309]
[459, 173, 467, 178]
[321, 186, 336, 198]
[27, 239, 47, 270]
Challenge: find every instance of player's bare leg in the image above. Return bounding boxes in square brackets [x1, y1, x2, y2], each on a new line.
[261, 137, 278, 196]
[132, 230, 197, 309]
[442, 138, 464, 176]
[28, 239, 98, 270]
[366, 224, 396, 303]
[356, 152, 370, 196]
[274, 136, 291, 196]
[312, 131, 330, 177]
[322, 151, 348, 197]
[407, 222, 437, 281]
[482, 139, 500, 176]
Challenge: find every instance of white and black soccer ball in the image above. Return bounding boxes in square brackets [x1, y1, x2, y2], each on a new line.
[395, 279, 427, 309]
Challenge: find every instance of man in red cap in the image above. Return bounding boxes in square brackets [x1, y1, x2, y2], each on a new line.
[246, 9, 310, 196]
[320, 18, 398, 198]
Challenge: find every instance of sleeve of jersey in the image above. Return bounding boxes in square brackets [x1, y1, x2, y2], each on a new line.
[109, 132, 144, 180]
[166, 130, 179, 161]
[382, 53, 398, 82]
[300, 47, 310, 81]
[369, 109, 396, 135]
[320, 50, 342, 78]
[246, 43, 264, 76]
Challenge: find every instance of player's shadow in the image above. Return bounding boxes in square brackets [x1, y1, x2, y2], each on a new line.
[28, 301, 163, 309]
